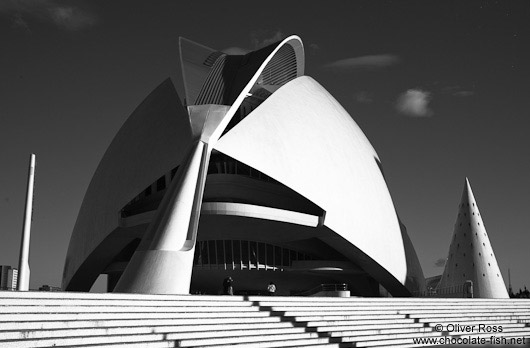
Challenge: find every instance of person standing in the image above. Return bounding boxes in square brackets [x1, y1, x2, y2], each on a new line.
[223, 277, 234, 295]
[267, 281, 276, 296]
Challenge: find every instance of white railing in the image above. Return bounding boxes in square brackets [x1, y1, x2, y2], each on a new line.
[414, 281, 473, 298]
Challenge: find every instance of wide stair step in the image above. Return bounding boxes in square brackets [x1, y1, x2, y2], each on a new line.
[0, 291, 529, 347]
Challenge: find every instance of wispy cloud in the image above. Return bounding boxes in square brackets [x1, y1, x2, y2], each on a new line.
[49, 5, 95, 30]
[396, 89, 433, 117]
[354, 91, 373, 104]
[0, 0, 96, 31]
[221, 47, 251, 55]
[308, 43, 320, 56]
[434, 258, 446, 268]
[442, 85, 475, 97]
[222, 30, 286, 55]
[224, 31, 318, 57]
[453, 90, 474, 97]
[250, 29, 284, 49]
[12, 13, 30, 32]
[323, 54, 399, 72]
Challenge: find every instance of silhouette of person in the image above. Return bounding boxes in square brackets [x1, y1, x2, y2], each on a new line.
[223, 277, 234, 295]
[267, 281, 276, 296]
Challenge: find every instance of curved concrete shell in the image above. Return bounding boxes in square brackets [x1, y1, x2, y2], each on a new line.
[113, 36, 307, 294]
[63, 35, 423, 297]
[399, 218, 427, 294]
[62, 79, 192, 290]
[215, 76, 408, 293]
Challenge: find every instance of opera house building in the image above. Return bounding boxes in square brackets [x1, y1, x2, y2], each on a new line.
[62, 36, 507, 299]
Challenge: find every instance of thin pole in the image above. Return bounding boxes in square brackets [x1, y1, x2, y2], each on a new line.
[17, 154, 35, 291]
[508, 268, 512, 294]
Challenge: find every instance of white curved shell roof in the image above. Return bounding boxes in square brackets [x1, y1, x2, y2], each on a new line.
[64, 35, 414, 295]
[215, 76, 407, 285]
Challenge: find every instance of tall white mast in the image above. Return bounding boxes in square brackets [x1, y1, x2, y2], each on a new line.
[17, 153, 35, 291]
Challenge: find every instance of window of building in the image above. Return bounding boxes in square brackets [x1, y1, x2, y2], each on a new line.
[283, 249, 290, 267]
[249, 242, 257, 268]
[274, 246, 281, 268]
[156, 176, 166, 191]
[208, 241, 216, 267]
[170, 167, 179, 180]
[258, 243, 266, 267]
[233, 240, 241, 266]
[216, 240, 224, 267]
[241, 241, 249, 267]
[192, 240, 317, 271]
[143, 186, 152, 197]
[224, 240, 233, 265]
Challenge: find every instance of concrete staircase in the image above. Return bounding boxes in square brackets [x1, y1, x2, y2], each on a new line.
[1, 291, 529, 347]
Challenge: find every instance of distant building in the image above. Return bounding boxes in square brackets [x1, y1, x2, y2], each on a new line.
[0, 265, 18, 291]
[425, 275, 442, 290]
[38, 284, 61, 292]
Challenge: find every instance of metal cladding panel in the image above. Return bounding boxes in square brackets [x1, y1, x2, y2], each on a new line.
[437, 178, 509, 298]
[62, 79, 193, 289]
[179, 38, 220, 105]
[207, 36, 304, 145]
[215, 76, 407, 285]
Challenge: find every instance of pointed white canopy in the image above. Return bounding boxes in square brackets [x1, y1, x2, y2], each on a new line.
[437, 178, 508, 298]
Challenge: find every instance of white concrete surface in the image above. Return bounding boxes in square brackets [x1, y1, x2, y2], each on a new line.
[1, 292, 529, 348]
[17, 153, 35, 291]
[216, 76, 407, 287]
[437, 178, 509, 298]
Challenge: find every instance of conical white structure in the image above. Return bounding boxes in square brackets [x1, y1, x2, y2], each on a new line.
[437, 178, 508, 298]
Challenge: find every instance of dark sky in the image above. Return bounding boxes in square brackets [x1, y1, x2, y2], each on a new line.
[1, 0, 529, 292]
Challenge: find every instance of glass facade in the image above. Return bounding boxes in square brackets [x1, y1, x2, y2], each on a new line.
[193, 240, 315, 271]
